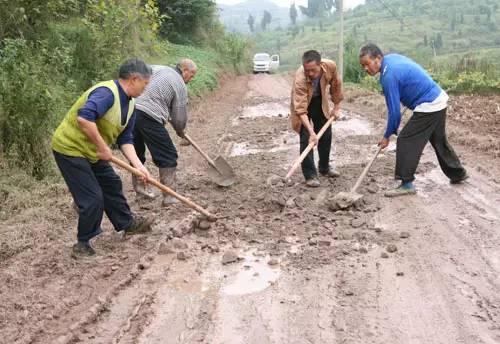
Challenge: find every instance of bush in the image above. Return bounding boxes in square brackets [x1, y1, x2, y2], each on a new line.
[0, 39, 74, 178]
[430, 55, 500, 93]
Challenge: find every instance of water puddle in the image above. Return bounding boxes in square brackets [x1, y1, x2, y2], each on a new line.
[232, 103, 289, 126]
[333, 117, 373, 138]
[240, 102, 289, 119]
[229, 132, 298, 157]
[221, 250, 280, 296]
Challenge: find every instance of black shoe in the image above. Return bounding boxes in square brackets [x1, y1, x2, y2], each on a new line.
[124, 216, 153, 235]
[72, 241, 96, 258]
[450, 174, 469, 184]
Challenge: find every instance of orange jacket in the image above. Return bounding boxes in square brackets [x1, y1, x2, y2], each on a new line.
[290, 59, 343, 133]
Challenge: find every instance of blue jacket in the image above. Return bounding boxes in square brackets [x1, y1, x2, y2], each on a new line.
[380, 54, 442, 138]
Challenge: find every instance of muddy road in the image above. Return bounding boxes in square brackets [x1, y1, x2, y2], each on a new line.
[1, 74, 499, 344]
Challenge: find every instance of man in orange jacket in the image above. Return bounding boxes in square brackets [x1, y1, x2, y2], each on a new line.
[290, 50, 344, 187]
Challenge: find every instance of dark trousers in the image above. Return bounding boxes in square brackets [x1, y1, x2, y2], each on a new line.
[53, 151, 134, 242]
[299, 96, 332, 180]
[396, 108, 467, 183]
[134, 110, 178, 168]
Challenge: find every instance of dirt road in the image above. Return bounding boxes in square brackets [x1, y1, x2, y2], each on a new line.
[1, 74, 499, 344]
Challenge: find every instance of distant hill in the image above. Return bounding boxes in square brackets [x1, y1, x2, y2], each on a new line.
[254, 0, 500, 70]
[218, 0, 292, 33]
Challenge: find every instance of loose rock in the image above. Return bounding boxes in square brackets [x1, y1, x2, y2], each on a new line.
[386, 244, 398, 253]
[198, 220, 212, 230]
[380, 252, 389, 258]
[222, 250, 240, 265]
[399, 232, 410, 239]
[172, 238, 188, 250]
[268, 258, 280, 266]
[351, 218, 366, 228]
[158, 243, 175, 255]
[177, 251, 190, 261]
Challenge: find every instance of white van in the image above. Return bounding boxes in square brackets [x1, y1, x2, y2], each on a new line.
[253, 53, 280, 73]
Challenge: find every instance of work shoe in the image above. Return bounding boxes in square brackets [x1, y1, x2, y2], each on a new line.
[132, 175, 156, 200]
[384, 183, 417, 198]
[124, 216, 153, 235]
[159, 167, 180, 206]
[319, 169, 341, 178]
[305, 177, 321, 188]
[450, 174, 469, 184]
[72, 241, 96, 258]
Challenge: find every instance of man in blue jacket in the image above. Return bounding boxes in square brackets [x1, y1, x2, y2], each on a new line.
[359, 43, 468, 197]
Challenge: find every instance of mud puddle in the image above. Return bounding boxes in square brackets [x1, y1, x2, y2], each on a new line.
[333, 115, 373, 137]
[221, 249, 280, 296]
[230, 132, 298, 157]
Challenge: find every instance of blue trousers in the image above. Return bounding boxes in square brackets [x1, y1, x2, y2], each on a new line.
[53, 151, 134, 242]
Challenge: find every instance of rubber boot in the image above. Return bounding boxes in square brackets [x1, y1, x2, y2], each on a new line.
[132, 175, 156, 200]
[159, 167, 180, 206]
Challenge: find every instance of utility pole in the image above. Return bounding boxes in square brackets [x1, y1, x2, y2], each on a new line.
[339, 0, 344, 82]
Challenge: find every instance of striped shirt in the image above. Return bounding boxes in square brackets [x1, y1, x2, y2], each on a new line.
[135, 66, 188, 133]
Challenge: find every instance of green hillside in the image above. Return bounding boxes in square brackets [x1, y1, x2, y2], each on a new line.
[254, 0, 500, 91]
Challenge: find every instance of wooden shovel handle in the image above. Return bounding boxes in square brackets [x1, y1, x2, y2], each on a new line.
[110, 156, 215, 219]
[350, 146, 382, 193]
[183, 134, 217, 169]
[285, 116, 336, 180]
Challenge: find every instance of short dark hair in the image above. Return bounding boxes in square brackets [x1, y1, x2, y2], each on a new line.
[118, 58, 152, 79]
[359, 43, 384, 59]
[302, 50, 321, 64]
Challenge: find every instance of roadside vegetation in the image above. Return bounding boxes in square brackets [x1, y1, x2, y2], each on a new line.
[0, 0, 251, 183]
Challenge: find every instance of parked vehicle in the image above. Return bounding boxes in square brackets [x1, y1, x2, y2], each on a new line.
[252, 53, 280, 73]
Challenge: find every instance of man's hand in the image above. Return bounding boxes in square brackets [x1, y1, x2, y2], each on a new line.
[309, 132, 318, 146]
[378, 137, 390, 149]
[134, 163, 151, 183]
[97, 145, 113, 161]
[330, 105, 341, 120]
[176, 130, 186, 139]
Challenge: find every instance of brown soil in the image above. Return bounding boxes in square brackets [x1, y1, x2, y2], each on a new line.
[1, 74, 499, 343]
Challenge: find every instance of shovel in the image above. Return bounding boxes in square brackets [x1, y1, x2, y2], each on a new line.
[330, 146, 382, 210]
[285, 116, 337, 180]
[110, 156, 216, 221]
[183, 133, 236, 187]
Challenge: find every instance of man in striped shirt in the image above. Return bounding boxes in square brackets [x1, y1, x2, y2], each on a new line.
[133, 59, 197, 206]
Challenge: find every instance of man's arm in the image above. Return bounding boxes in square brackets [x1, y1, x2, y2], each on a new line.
[378, 74, 401, 148]
[382, 75, 402, 139]
[120, 143, 150, 182]
[77, 117, 112, 161]
[328, 61, 344, 119]
[77, 88, 115, 161]
[169, 87, 188, 138]
[293, 75, 317, 145]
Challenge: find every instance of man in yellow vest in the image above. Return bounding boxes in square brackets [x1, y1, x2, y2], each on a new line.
[52, 58, 153, 257]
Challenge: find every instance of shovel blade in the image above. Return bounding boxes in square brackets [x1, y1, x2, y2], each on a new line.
[207, 156, 236, 187]
[330, 191, 363, 210]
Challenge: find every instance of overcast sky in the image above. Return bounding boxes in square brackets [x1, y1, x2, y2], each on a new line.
[216, 0, 366, 9]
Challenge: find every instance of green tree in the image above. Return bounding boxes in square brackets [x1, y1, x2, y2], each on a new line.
[247, 14, 255, 32]
[290, 3, 298, 25]
[261, 10, 272, 31]
[299, 0, 335, 18]
[156, 0, 217, 44]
